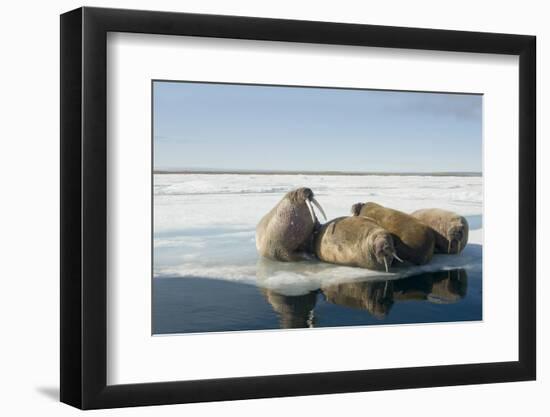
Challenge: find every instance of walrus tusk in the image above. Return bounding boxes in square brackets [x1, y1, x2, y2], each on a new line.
[310, 197, 327, 221]
[457, 241, 461, 254]
[393, 253, 404, 262]
[305, 200, 316, 223]
[383, 257, 389, 273]
[448, 240, 451, 254]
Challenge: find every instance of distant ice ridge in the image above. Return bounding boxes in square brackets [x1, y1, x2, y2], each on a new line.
[154, 174, 482, 232]
[154, 173, 482, 198]
[153, 173, 483, 295]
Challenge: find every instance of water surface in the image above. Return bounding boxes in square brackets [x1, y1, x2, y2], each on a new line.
[153, 268, 481, 334]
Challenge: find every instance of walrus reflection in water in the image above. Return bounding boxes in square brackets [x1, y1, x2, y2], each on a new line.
[426, 269, 468, 303]
[314, 216, 402, 272]
[393, 269, 468, 304]
[259, 288, 318, 328]
[411, 208, 469, 254]
[322, 268, 468, 319]
[322, 280, 394, 319]
[351, 202, 435, 265]
[256, 187, 327, 262]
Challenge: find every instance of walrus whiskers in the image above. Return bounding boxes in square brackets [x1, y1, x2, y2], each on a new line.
[311, 197, 327, 221]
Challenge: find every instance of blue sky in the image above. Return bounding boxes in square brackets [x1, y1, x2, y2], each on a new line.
[153, 81, 482, 172]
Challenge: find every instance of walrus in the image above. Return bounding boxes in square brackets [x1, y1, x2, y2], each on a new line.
[351, 202, 435, 265]
[256, 187, 326, 262]
[314, 216, 401, 272]
[411, 208, 469, 254]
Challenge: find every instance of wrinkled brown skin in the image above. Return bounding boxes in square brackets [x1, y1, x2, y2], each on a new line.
[351, 202, 435, 265]
[256, 188, 319, 262]
[411, 208, 469, 254]
[314, 216, 395, 271]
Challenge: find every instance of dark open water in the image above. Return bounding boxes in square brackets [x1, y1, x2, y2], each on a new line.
[153, 267, 482, 335]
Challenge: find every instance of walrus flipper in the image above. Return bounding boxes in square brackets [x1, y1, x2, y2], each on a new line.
[350, 203, 365, 216]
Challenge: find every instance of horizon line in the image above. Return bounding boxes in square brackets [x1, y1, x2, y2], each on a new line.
[153, 168, 482, 177]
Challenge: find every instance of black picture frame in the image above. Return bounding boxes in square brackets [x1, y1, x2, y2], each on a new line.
[60, 6, 536, 410]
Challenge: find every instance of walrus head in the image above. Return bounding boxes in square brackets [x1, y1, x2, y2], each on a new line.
[370, 232, 402, 273]
[447, 223, 466, 254]
[288, 187, 327, 223]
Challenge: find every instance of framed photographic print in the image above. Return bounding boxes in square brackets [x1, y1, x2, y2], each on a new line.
[60, 6, 536, 409]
